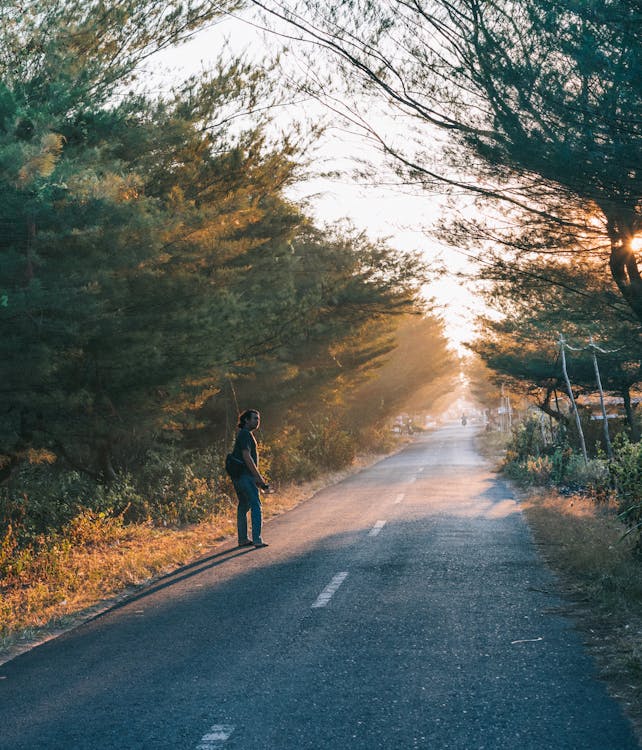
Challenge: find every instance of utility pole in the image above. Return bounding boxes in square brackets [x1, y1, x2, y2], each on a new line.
[559, 334, 588, 465]
[499, 383, 512, 433]
[589, 336, 613, 460]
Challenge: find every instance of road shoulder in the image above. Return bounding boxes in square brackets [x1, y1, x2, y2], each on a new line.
[517, 486, 642, 746]
[0, 447, 400, 667]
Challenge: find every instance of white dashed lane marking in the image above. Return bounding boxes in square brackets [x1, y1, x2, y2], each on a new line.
[394, 493, 405, 504]
[368, 520, 387, 537]
[196, 724, 234, 749]
[311, 572, 349, 608]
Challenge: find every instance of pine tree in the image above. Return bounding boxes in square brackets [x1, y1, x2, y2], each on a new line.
[0, 1, 304, 478]
[0, 1, 432, 483]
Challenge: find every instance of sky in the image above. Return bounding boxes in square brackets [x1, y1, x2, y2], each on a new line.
[147, 10, 479, 353]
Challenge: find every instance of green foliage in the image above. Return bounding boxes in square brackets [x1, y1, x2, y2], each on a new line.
[286, 0, 642, 322]
[609, 435, 642, 551]
[301, 418, 356, 469]
[504, 454, 553, 486]
[502, 416, 642, 550]
[508, 416, 549, 461]
[0, 21, 299, 476]
[505, 439, 612, 491]
[504, 413, 613, 489]
[550, 446, 573, 485]
[563, 455, 611, 494]
[0, 0, 436, 487]
[0, 445, 231, 555]
[472, 258, 642, 435]
[265, 431, 318, 484]
[0, 467, 102, 546]
[0, 403, 401, 560]
[0, 0, 456, 572]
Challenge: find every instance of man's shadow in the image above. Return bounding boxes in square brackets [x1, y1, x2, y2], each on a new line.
[88, 542, 256, 621]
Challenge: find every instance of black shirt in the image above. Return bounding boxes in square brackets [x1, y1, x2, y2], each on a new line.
[232, 428, 258, 473]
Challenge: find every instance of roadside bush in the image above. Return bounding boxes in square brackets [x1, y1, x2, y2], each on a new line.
[550, 445, 573, 484]
[301, 418, 356, 469]
[563, 456, 611, 496]
[609, 436, 642, 551]
[504, 455, 553, 485]
[0, 466, 105, 546]
[97, 473, 150, 522]
[0, 417, 365, 558]
[64, 509, 126, 550]
[0, 444, 233, 548]
[610, 435, 642, 505]
[362, 425, 398, 454]
[132, 445, 234, 526]
[265, 429, 318, 484]
[505, 440, 610, 494]
[503, 415, 558, 485]
[503, 418, 641, 551]
[511, 415, 549, 460]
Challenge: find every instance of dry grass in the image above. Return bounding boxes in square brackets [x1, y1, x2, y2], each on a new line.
[476, 429, 642, 742]
[0, 515, 234, 660]
[520, 488, 642, 744]
[0, 452, 386, 665]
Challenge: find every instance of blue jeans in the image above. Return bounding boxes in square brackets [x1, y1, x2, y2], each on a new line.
[233, 474, 263, 544]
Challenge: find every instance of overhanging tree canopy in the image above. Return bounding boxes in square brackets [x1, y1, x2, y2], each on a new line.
[472, 256, 642, 435]
[1, 0, 437, 481]
[251, 0, 642, 318]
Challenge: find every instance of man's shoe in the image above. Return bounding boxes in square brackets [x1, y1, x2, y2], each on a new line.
[253, 541, 269, 548]
[238, 540, 253, 547]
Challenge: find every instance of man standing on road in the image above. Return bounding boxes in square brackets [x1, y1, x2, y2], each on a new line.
[232, 409, 269, 548]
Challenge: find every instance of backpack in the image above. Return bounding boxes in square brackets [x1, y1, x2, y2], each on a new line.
[224, 452, 245, 480]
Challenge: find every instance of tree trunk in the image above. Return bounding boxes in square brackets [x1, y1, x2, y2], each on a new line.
[622, 386, 640, 442]
[607, 217, 642, 322]
[537, 386, 566, 423]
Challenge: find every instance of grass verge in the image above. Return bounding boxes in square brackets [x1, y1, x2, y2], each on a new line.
[521, 489, 642, 744]
[0, 451, 388, 665]
[476, 430, 642, 743]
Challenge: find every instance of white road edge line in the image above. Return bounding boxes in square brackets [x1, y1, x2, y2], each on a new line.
[368, 520, 387, 537]
[394, 493, 405, 504]
[196, 724, 235, 749]
[311, 572, 349, 608]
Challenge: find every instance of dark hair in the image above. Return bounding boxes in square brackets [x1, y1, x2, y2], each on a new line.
[238, 409, 260, 429]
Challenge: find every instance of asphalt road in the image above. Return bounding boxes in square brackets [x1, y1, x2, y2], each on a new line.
[0, 425, 638, 749]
